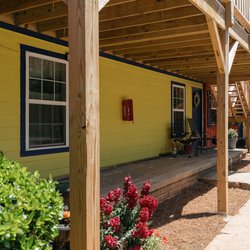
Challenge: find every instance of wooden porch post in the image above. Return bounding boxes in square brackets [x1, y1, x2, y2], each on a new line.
[216, 22, 230, 215]
[68, 0, 100, 249]
[207, 0, 236, 215]
[217, 68, 229, 214]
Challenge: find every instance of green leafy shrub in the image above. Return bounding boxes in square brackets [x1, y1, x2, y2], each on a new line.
[0, 153, 63, 249]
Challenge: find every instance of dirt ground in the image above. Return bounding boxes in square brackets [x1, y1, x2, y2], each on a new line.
[152, 154, 250, 250]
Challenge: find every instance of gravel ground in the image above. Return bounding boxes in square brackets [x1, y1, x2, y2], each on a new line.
[152, 154, 250, 250]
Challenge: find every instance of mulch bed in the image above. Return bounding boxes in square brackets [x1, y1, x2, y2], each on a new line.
[152, 153, 250, 250]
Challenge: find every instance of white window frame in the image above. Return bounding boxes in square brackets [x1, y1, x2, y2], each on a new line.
[172, 83, 185, 136]
[25, 51, 69, 151]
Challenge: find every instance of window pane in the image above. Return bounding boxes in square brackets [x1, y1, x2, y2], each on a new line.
[53, 106, 66, 144]
[41, 105, 52, 123]
[55, 62, 66, 82]
[29, 57, 42, 78]
[29, 125, 40, 147]
[174, 111, 184, 136]
[43, 81, 54, 100]
[174, 98, 184, 109]
[29, 79, 42, 99]
[53, 106, 65, 123]
[174, 86, 184, 99]
[55, 82, 66, 101]
[53, 125, 65, 144]
[29, 104, 40, 123]
[43, 60, 54, 80]
[41, 125, 52, 145]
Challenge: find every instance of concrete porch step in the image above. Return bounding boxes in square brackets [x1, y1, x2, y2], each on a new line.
[199, 170, 250, 190]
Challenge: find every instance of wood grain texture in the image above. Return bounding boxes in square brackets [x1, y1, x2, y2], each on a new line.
[0, 0, 60, 15]
[69, 0, 100, 249]
[207, 17, 225, 73]
[216, 28, 229, 215]
[188, 0, 249, 51]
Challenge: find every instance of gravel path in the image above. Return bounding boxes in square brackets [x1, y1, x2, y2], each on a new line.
[152, 154, 250, 250]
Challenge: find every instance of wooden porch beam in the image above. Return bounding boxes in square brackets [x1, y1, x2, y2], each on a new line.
[0, 0, 60, 15]
[207, 17, 225, 73]
[14, 0, 111, 25]
[188, 0, 250, 52]
[15, 2, 67, 25]
[38, 5, 201, 33]
[225, 0, 234, 27]
[99, 0, 189, 22]
[99, 24, 208, 47]
[100, 5, 201, 31]
[228, 41, 239, 72]
[100, 15, 206, 40]
[69, 0, 100, 249]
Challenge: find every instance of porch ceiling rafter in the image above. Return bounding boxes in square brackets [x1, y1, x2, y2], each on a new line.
[0, 0, 60, 15]
[188, 0, 250, 52]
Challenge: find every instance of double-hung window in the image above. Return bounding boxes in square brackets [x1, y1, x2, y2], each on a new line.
[172, 83, 185, 137]
[22, 47, 69, 155]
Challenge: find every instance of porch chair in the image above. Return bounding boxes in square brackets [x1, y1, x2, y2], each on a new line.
[187, 118, 203, 154]
[173, 119, 202, 157]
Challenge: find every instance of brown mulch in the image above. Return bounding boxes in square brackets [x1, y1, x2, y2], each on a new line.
[152, 154, 250, 250]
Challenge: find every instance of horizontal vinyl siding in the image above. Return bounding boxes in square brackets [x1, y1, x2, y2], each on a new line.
[100, 57, 203, 168]
[0, 27, 202, 177]
[0, 27, 69, 177]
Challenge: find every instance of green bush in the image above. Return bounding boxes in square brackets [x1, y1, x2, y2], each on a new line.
[0, 153, 64, 249]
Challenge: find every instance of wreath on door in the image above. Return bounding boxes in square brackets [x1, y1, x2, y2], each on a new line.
[193, 92, 201, 108]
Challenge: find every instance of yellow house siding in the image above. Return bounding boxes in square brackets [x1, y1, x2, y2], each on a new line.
[0, 26, 203, 177]
[100, 57, 203, 168]
[0, 27, 69, 177]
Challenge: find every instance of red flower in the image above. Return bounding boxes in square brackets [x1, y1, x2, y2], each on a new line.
[110, 216, 120, 233]
[141, 180, 151, 197]
[102, 221, 109, 228]
[132, 222, 153, 239]
[100, 197, 107, 212]
[113, 187, 121, 203]
[139, 207, 150, 223]
[139, 196, 158, 216]
[106, 190, 115, 202]
[124, 176, 132, 195]
[104, 235, 118, 249]
[125, 183, 138, 209]
[104, 203, 113, 216]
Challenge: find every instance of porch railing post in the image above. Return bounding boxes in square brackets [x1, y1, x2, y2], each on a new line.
[68, 0, 100, 249]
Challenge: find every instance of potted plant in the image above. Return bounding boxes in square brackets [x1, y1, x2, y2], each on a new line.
[228, 128, 238, 149]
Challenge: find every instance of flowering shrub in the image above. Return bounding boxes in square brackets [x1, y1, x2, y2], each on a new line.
[100, 176, 166, 249]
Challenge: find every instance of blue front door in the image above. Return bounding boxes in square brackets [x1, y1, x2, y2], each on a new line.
[192, 88, 202, 135]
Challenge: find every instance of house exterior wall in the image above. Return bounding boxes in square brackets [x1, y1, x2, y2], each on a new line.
[0, 25, 203, 177]
[100, 57, 203, 168]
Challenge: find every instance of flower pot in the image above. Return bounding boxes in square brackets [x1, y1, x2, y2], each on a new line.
[228, 137, 237, 149]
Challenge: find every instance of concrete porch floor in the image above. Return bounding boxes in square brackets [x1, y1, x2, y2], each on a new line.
[101, 149, 247, 201]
